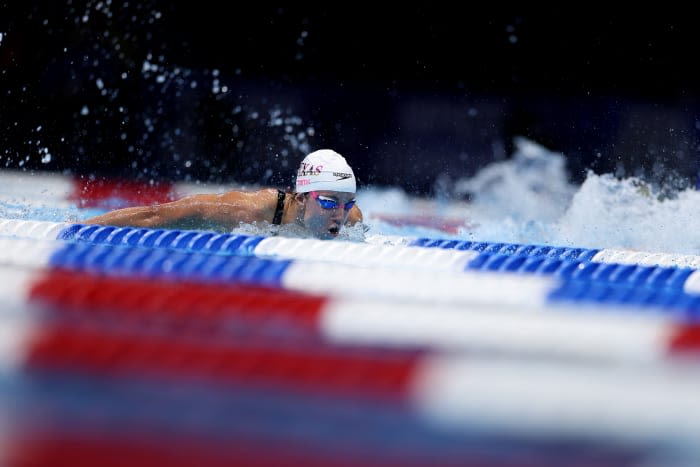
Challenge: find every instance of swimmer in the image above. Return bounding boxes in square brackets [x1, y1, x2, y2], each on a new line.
[84, 149, 362, 239]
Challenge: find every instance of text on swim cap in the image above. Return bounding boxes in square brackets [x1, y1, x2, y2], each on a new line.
[298, 163, 323, 176]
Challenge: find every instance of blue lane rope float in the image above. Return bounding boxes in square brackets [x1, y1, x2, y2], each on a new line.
[57, 223, 266, 254]
[0, 236, 693, 317]
[62, 224, 599, 262]
[466, 253, 695, 291]
[4, 219, 700, 308]
[48, 241, 291, 287]
[52, 223, 700, 295]
[409, 238, 600, 262]
[3, 219, 700, 270]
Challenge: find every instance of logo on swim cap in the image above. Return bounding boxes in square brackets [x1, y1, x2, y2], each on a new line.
[295, 149, 356, 193]
[298, 163, 323, 177]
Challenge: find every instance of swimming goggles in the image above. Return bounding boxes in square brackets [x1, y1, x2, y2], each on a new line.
[310, 192, 356, 211]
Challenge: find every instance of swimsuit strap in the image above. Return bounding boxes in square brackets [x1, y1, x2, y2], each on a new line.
[272, 189, 286, 225]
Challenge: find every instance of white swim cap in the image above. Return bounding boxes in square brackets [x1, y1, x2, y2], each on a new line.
[295, 149, 356, 193]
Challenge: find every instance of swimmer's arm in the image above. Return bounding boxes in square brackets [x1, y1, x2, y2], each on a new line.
[84, 190, 266, 231]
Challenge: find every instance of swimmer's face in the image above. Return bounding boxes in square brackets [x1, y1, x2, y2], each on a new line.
[301, 191, 356, 239]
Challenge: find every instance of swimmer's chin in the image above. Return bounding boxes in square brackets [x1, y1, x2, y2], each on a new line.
[311, 229, 336, 240]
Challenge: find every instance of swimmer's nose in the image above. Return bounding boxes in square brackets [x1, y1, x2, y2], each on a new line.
[330, 208, 345, 221]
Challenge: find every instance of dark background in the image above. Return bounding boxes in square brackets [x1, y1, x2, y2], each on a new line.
[2, 2, 699, 195]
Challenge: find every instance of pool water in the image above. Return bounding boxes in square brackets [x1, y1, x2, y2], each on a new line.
[2, 141, 700, 467]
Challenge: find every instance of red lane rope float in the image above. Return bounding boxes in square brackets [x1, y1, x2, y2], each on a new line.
[28, 270, 326, 334]
[369, 213, 470, 234]
[668, 325, 700, 354]
[26, 271, 700, 359]
[23, 322, 421, 401]
[69, 177, 176, 209]
[5, 432, 425, 467]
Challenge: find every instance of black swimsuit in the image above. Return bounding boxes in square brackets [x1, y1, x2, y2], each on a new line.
[272, 190, 286, 225]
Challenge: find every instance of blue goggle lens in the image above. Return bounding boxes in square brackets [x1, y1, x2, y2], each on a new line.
[311, 192, 356, 210]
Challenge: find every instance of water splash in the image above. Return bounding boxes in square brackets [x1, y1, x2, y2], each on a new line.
[360, 137, 700, 255]
[456, 136, 577, 224]
[554, 173, 700, 254]
[3, 2, 313, 185]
